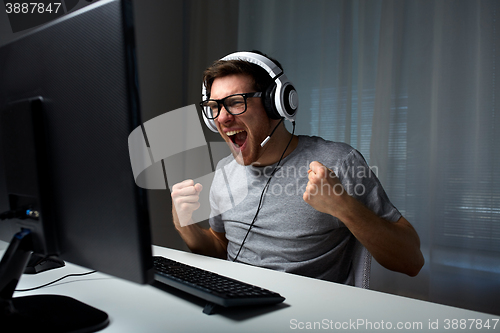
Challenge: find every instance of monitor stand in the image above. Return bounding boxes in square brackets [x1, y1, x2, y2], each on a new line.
[24, 253, 65, 274]
[0, 229, 109, 332]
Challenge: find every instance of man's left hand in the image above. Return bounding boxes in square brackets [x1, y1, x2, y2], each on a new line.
[303, 161, 348, 217]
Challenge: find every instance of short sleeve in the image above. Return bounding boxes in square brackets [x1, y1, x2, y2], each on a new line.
[337, 149, 401, 223]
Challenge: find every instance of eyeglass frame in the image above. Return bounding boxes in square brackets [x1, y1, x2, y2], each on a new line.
[200, 92, 262, 120]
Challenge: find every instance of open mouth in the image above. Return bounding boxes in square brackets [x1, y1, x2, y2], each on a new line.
[226, 129, 248, 149]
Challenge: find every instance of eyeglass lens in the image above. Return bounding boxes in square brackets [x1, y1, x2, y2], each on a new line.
[203, 94, 247, 119]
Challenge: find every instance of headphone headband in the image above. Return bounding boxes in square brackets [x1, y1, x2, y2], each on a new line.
[221, 52, 283, 79]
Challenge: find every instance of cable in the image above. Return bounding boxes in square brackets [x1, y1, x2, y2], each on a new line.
[15, 270, 97, 292]
[233, 121, 296, 262]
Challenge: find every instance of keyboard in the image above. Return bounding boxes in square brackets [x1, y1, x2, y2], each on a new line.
[152, 256, 285, 314]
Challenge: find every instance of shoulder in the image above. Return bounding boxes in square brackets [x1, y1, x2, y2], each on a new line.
[298, 135, 353, 151]
[214, 152, 237, 171]
[297, 135, 358, 162]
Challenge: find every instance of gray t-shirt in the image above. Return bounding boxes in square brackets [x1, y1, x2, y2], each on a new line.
[209, 135, 401, 285]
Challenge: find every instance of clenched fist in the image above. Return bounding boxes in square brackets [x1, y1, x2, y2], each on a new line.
[171, 179, 203, 227]
[303, 161, 348, 217]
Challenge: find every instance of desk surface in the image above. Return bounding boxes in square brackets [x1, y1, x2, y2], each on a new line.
[3, 242, 499, 332]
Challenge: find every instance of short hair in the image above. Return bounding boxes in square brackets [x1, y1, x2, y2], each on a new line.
[202, 50, 283, 98]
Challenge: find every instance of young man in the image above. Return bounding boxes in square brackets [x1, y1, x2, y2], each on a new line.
[171, 52, 424, 285]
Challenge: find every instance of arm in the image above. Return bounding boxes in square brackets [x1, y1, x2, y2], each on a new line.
[171, 179, 228, 259]
[303, 161, 424, 276]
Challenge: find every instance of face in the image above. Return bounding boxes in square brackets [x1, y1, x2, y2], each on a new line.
[211, 74, 274, 165]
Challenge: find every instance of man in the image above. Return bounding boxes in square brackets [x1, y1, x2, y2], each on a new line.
[171, 51, 424, 285]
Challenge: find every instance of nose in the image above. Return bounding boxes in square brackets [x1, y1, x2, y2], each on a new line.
[216, 105, 234, 125]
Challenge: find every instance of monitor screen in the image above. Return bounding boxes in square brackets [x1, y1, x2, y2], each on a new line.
[0, 0, 153, 331]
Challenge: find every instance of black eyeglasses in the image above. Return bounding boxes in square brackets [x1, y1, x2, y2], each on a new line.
[200, 92, 262, 120]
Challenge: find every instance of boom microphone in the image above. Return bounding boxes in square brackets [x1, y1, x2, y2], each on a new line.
[260, 118, 285, 147]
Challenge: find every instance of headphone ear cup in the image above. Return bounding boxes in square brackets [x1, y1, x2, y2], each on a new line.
[282, 83, 299, 119]
[263, 84, 282, 120]
[202, 111, 219, 132]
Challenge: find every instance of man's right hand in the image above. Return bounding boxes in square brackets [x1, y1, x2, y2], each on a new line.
[171, 179, 203, 227]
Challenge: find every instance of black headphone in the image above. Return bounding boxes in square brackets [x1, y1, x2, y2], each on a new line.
[201, 51, 299, 132]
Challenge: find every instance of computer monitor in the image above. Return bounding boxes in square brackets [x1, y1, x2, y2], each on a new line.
[0, 0, 153, 331]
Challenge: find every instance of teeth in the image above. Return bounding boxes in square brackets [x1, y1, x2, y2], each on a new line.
[226, 130, 244, 136]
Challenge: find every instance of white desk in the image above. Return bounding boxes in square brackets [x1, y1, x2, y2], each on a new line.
[3, 242, 499, 332]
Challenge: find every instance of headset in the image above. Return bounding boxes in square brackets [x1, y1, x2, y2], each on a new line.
[201, 51, 299, 133]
